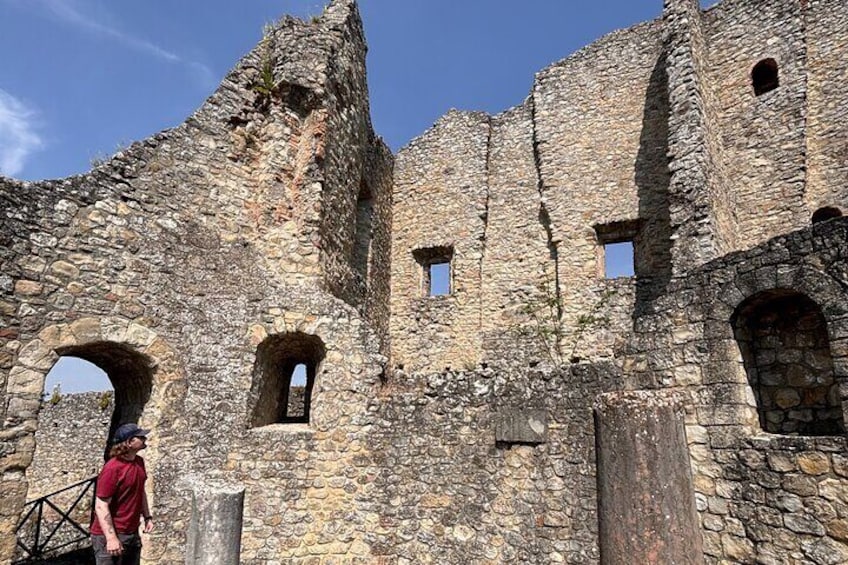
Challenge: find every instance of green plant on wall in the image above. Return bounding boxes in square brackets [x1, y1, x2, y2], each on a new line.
[98, 391, 112, 411]
[253, 22, 281, 99]
[48, 384, 61, 406]
[568, 287, 614, 361]
[515, 272, 565, 365]
[514, 273, 614, 365]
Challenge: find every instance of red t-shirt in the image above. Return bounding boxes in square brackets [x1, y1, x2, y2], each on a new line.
[90, 456, 147, 535]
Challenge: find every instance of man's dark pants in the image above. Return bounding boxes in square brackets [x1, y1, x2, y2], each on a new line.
[91, 533, 142, 565]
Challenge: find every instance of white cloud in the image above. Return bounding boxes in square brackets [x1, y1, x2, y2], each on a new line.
[38, 0, 215, 85]
[0, 89, 44, 177]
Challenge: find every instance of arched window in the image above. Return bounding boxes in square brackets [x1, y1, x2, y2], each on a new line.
[752, 58, 779, 96]
[732, 289, 843, 436]
[249, 332, 326, 426]
[811, 206, 843, 224]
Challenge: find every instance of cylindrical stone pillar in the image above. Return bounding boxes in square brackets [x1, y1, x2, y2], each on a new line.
[594, 390, 703, 565]
[185, 482, 245, 565]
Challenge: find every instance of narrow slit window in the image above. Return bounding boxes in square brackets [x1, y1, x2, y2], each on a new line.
[353, 180, 374, 283]
[604, 241, 635, 279]
[286, 363, 308, 419]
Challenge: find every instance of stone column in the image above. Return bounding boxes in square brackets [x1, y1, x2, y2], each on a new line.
[185, 482, 245, 565]
[594, 390, 703, 565]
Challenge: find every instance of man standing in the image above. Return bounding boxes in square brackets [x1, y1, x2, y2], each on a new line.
[90, 423, 154, 565]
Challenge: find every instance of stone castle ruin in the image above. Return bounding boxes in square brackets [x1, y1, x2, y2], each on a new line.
[2, 0, 848, 562]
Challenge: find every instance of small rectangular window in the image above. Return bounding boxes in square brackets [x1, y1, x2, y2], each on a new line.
[604, 241, 635, 278]
[413, 245, 454, 297]
[595, 220, 639, 279]
[428, 262, 451, 296]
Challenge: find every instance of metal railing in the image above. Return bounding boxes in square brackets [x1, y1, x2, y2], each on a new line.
[13, 476, 96, 564]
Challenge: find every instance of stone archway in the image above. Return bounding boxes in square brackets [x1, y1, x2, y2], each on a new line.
[704, 264, 848, 433]
[0, 317, 185, 564]
[732, 289, 843, 435]
[50, 341, 154, 460]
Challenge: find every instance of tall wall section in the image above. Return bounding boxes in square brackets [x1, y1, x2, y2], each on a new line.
[532, 21, 665, 357]
[0, 1, 394, 562]
[805, 0, 848, 225]
[390, 112, 490, 371]
[663, 0, 738, 271]
[478, 103, 551, 364]
[390, 0, 848, 374]
[700, 0, 807, 248]
[390, 23, 668, 373]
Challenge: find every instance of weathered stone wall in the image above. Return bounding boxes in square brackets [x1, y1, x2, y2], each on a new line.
[391, 24, 664, 374]
[702, 0, 808, 250]
[479, 102, 551, 364]
[626, 218, 848, 564]
[532, 22, 662, 361]
[390, 111, 490, 372]
[663, 0, 738, 271]
[4, 0, 848, 563]
[26, 392, 113, 499]
[533, 22, 661, 243]
[805, 0, 848, 225]
[0, 1, 392, 562]
[696, 434, 848, 563]
[389, 0, 848, 377]
[317, 4, 393, 324]
[219, 301, 385, 564]
[360, 140, 394, 350]
[364, 363, 619, 564]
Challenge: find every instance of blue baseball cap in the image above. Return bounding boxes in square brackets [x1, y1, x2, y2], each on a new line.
[113, 423, 150, 443]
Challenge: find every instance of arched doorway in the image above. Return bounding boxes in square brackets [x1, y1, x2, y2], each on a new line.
[54, 342, 154, 449]
[17, 343, 154, 562]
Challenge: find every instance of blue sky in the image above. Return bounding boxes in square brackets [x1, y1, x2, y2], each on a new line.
[0, 0, 672, 181]
[1, 0, 679, 393]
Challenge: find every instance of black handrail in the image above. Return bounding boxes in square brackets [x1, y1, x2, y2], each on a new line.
[13, 475, 96, 564]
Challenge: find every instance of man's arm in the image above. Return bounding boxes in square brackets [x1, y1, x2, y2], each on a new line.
[94, 496, 123, 555]
[141, 489, 154, 533]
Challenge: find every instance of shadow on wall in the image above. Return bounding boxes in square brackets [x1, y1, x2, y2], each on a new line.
[634, 52, 673, 314]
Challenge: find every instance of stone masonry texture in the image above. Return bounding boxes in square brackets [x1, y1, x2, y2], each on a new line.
[3, 0, 848, 563]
